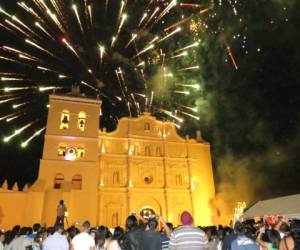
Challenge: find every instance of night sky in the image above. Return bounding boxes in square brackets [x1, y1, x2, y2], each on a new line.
[0, 0, 300, 215]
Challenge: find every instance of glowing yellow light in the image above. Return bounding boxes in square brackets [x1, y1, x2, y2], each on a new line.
[99, 45, 105, 63]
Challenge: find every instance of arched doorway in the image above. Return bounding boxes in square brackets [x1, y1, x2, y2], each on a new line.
[140, 207, 156, 220]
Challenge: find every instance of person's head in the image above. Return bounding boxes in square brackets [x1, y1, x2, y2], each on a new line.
[290, 220, 300, 250]
[0, 230, 5, 243]
[222, 226, 233, 239]
[147, 218, 158, 231]
[166, 222, 174, 232]
[67, 226, 79, 240]
[180, 211, 194, 226]
[126, 215, 138, 230]
[54, 223, 64, 234]
[234, 222, 245, 236]
[32, 223, 41, 233]
[46, 227, 55, 236]
[59, 200, 64, 205]
[82, 221, 91, 232]
[264, 229, 281, 249]
[112, 226, 124, 241]
[19, 227, 29, 236]
[89, 228, 97, 239]
[27, 227, 33, 235]
[34, 232, 43, 244]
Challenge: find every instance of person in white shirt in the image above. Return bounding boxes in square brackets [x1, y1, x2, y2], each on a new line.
[71, 221, 95, 250]
[43, 224, 69, 250]
[5, 227, 32, 250]
[0, 230, 5, 250]
[56, 200, 67, 227]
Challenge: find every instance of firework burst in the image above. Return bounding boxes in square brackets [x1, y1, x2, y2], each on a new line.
[0, 0, 237, 147]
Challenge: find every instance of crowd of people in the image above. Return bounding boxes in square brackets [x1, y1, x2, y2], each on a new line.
[1, 210, 300, 250]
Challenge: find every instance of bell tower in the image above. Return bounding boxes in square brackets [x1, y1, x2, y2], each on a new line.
[37, 94, 101, 226]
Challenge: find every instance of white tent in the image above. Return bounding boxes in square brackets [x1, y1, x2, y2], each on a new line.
[243, 194, 300, 219]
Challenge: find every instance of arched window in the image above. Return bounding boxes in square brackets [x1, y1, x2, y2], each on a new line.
[78, 111, 86, 131]
[113, 171, 120, 184]
[145, 146, 151, 156]
[54, 173, 64, 189]
[60, 110, 70, 130]
[112, 213, 119, 227]
[72, 174, 82, 189]
[144, 122, 150, 131]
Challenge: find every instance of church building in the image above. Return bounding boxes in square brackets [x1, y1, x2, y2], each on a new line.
[0, 94, 215, 228]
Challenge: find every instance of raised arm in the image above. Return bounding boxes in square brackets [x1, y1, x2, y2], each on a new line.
[256, 226, 269, 249]
[158, 215, 172, 237]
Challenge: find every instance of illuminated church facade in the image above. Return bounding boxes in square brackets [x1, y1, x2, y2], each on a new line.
[0, 94, 215, 229]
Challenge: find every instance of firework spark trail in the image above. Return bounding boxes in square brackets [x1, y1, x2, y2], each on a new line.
[46, 8, 67, 35]
[1, 77, 26, 81]
[2, 46, 39, 61]
[178, 65, 200, 71]
[72, 5, 84, 34]
[158, 27, 181, 43]
[6, 113, 24, 122]
[159, 108, 184, 123]
[105, 0, 109, 12]
[21, 127, 46, 147]
[5, 19, 30, 37]
[4, 87, 36, 93]
[19, 54, 39, 62]
[125, 33, 137, 48]
[155, 0, 177, 24]
[11, 15, 39, 37]
[0, 23, 14, 33]
[167, 51, 188, 60]
[80, 81, 98, 92]
[88, 5, 93, 26]
[0, 112, 21, 121]
[135, 61, 145, 68]
[118, 0, 126, 20]
[226, 45, 239, 70]
[0, 96, 21, 104]
[62, 38, 80, 58]
[173, 42, 199, 53]
[138, 13, 148, 27]
[39, 86, 63, 92]
[174, 90, 190, 95]
[164, 15, 193, 32]
[176, 83, 200, 89]
[178, 110, 200, 120]
[176, 104, 198, 112]
[149, 91, 154, 111]
[111, 13, 127, 48]
[143, 6, 159, 28]
[37, 66, 60, 74]
[180, 3, 202, 8]
[35, 22, 55, 41]
[17, 2, 45, 23]
[144, 36, 159, 48]
[115, 69, 127, 102]
[133, 44, 154, 58]
[0, 56, 32, 67]
[13, 101, 31, 109]
[25, 39, 58, 58]
[50, 0, 64, 22]
[99, 45, 105, 63]
[3, 120, 38, 143]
